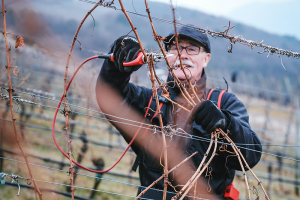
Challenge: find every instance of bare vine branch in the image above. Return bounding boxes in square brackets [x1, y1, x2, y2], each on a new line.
[1, 0, 43, 199]
[218, 128, 270, 200]
[144, 0, 195, 107]
[135, 151, 198, 199]
[150, 55, 170, 199]
[170, 0, 199, 104]
[63, 1, 104, 198]
[178, 132, 218, 200]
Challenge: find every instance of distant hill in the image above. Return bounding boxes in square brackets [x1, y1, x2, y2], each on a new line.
[2, 0, 300, 93]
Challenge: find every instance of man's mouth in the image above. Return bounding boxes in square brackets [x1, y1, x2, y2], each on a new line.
[183, 64, 194, 68]
[175, 64, 193, 68]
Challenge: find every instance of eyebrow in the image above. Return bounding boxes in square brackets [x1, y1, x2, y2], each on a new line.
[187, 41, 198, 46]
[178, 40, 201, 47]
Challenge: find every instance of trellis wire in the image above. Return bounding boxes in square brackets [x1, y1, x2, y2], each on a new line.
[0, 171, 150, 200]
[0, 159, 212, 200]
[1, 115, 300, 162]
[77, 0, 300, 59]
[1, 92, 299, 161]
[7, 112, 299, 148]
[1, 1, 299, 199]
[2, 126, 135, 155]
[1, 87, 154, 128]
[1, 91, 300, 157]
[3, 73, 296, 114]
[2, 86, 299, 143]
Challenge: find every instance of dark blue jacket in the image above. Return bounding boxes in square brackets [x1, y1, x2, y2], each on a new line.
[98, 58, 262, 199]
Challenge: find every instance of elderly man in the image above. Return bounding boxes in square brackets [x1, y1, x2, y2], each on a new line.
[96, 26, 262, 200]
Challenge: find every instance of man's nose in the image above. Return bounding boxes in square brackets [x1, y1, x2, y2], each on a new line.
[180, 48, 189, 59]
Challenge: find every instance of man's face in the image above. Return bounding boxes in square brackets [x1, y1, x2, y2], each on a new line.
[166, 39, 211, 85]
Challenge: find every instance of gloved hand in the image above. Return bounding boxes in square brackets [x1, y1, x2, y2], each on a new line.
[111, 35, 142, 73]
[188, 100, 228, 134]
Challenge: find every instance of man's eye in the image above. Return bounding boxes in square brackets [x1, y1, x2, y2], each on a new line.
[170, 46, 177, 50]
[188, 47, 198, 51]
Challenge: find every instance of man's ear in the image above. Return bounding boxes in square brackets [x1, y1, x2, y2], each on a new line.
[202, 53, 211, 68]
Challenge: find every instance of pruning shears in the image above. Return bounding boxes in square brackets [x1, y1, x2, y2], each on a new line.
[98, 52, 172, 66]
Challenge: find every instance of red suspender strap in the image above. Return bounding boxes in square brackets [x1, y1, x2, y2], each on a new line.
[151, 102, 164, 122]
[206, 89, 214, 101]
[142, 95, 164, 138]
[144, 91, 164, 122]
[207, 89, 226, 109]
[144, 93, 155, 118]
[218, 90, 226, 109]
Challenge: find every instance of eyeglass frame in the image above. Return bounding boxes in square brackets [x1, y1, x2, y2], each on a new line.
[167, 44, 207, 55]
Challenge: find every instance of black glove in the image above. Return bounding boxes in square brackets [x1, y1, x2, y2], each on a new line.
[111, 35, 142, 73]
[188, 100, 228, 134]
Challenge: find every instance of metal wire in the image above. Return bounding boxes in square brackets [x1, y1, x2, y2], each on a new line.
[9, 127, 135, 155]
[1, 99, 300, 162]
[2, 113, 299, 163]
[0, 87, 154, 129]
[10, 107, 299, 148]
[2, 85, 299, 143]
[1, 155, 298, 199]
[0, 157, 139, 188]
[0, 171, 150, 199]
[0, 172, 21, 195]
[1, 1, 299, 199]
[77, 0, 300, 59]
[174, 131, 300, 162]
[1, 93, 37, 105]
[0, 158, 212, 200]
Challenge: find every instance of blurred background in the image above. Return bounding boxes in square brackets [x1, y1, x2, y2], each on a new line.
[0, 0, 299, 199]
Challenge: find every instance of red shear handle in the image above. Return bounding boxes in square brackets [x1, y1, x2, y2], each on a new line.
[123, 52, 145, 66]
[224, 182, 239, 200]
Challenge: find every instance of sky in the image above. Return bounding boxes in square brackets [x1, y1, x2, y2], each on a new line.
[151, 0, 300, 41]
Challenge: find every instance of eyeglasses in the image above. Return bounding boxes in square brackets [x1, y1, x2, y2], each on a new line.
[168, 45, 206, 55]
